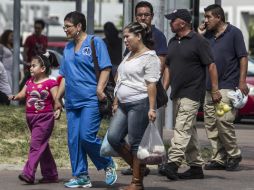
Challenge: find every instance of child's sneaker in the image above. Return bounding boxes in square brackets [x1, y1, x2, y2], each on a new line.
[105, 161, 117, 185]
[64, 175, 92, 188]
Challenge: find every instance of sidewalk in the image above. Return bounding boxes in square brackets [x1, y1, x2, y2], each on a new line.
[0, 122, 253, 190]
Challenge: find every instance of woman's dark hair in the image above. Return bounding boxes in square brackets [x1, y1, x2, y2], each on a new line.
[104, 22, 119, 39]
[64, 11, 87, 32]
[34, 52, 58, 75]
[204, 4, 225, 22]
[124, 22, 154, 50]
[0, 29, 13, 47]
[135, 1, 154, 16]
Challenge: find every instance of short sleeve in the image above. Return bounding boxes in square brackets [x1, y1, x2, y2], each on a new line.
[94, 37, 112, 70]
[48, 79, 58, 89]
[24, 36, 31, 47]
[198, 37, 214, 65]
[144, 54, 161, 83]
[234, 29, 248, 58]
[154, 33, 168, 56]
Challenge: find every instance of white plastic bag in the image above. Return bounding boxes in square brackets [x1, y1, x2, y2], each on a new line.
[100, 130, 119, 157]
[227, 89, 248, 109]
[137, 122, 166, 165]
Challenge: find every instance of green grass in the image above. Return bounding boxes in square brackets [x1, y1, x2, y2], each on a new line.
[0, 105, 128, 168]
[0, 105, 212, 168]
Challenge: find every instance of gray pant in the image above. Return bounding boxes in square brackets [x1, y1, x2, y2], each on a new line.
[204, 89, 241, 165]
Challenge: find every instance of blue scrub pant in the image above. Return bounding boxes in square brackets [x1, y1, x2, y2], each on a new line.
[66, 106, 112, 177]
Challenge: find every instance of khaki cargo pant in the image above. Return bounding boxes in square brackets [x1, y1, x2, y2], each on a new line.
[204, 89, 241, 165]
[168, 98, 204, 166]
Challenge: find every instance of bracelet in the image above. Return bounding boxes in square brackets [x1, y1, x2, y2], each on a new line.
[211, 90, 219, 94]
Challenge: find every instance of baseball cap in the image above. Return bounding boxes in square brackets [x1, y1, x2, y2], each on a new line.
[227, 89, 248, 109]
[165, 9, 192, 23]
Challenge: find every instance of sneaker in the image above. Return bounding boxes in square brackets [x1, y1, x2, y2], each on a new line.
[121, 167, 150, 176]
[204, 161, 226, 170]
[18, 173, 34, 184]
[105, 161, 117, 185]
[226, 156, 242, 171]
[164, 162, 179, 180]
[178, 166, 204, 179]
[64, 176, 92, 188]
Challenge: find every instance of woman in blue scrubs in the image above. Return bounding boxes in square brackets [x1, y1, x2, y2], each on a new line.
[54, 11, 117, 188]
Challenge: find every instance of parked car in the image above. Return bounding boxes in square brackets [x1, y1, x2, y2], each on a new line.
[197, 57, 254, 122]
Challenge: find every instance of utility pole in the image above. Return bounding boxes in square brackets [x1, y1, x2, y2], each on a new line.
[76, 0, 82, 12]
[13, 0, 21, 104]
[87, 0, 95, 34]
[215, 0, 222, 5]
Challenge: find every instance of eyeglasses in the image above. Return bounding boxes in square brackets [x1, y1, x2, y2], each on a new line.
[136, 13, 152, 18]
[63, 25, 75, 30]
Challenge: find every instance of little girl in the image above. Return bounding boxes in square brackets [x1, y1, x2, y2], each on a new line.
[10, 52, 61, 184]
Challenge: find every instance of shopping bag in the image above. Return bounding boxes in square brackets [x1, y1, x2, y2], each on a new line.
[100, 130, 119, 157]
[137, 122, 166, 165]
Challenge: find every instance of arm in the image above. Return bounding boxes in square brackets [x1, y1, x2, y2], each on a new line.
[54, 77, 65, 111]
[23, 46, 29, 64]
[50, 86, 61, 119]
[12, 85, 27, 100]
[147, 81, 157, 122]
[238, 56, 249, 95]
[163, 66, 170, 91]
[112, 96, 118, 115]
[97, 68, 111, 101]
[158, 55, 166, 77]
[208, 63, 222, 103]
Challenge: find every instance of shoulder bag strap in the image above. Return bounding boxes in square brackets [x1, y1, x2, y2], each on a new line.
[91, 36, 100, 82]
[91, 36, 116, 86]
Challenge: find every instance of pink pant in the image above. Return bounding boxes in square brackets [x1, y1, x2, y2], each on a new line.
[23, 112, 58, 181]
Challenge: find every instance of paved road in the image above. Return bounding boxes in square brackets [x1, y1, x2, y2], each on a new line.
[0, 121, 254, 190]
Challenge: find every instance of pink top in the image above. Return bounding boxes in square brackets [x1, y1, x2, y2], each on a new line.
[25, 78, 58, 113]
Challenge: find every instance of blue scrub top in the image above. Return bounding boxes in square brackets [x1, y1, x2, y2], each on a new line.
[60, 35, 112, 109]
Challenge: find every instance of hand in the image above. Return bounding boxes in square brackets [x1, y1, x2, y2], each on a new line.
[238, 81, 249, 96]
[148, 109, 156, 122]
[198, 22, 207, 35]
[54, 98, 63, 111]
[112, 104, 118, 115]
[97, 91, 106, 101]
[54, 109, 61, 120]
[211, 90, 222, 104]
[8, 95, 15, 101]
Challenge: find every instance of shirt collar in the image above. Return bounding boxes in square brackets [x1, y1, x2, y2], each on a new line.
[172, 30, 195, 41]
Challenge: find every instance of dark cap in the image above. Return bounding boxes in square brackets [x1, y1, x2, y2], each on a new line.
[165, 9, 192, 23]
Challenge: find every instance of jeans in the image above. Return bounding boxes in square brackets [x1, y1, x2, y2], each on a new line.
[107, 98, 149, 153]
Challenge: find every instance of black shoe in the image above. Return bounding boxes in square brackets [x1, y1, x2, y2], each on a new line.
[121, 167, 150, 176]
[204, 161, 226, 170]
[178, 166, 204, 179]
[158, 164, 167, 176]
[164, 162, 179, 180]
[226, 156, 242, 171]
